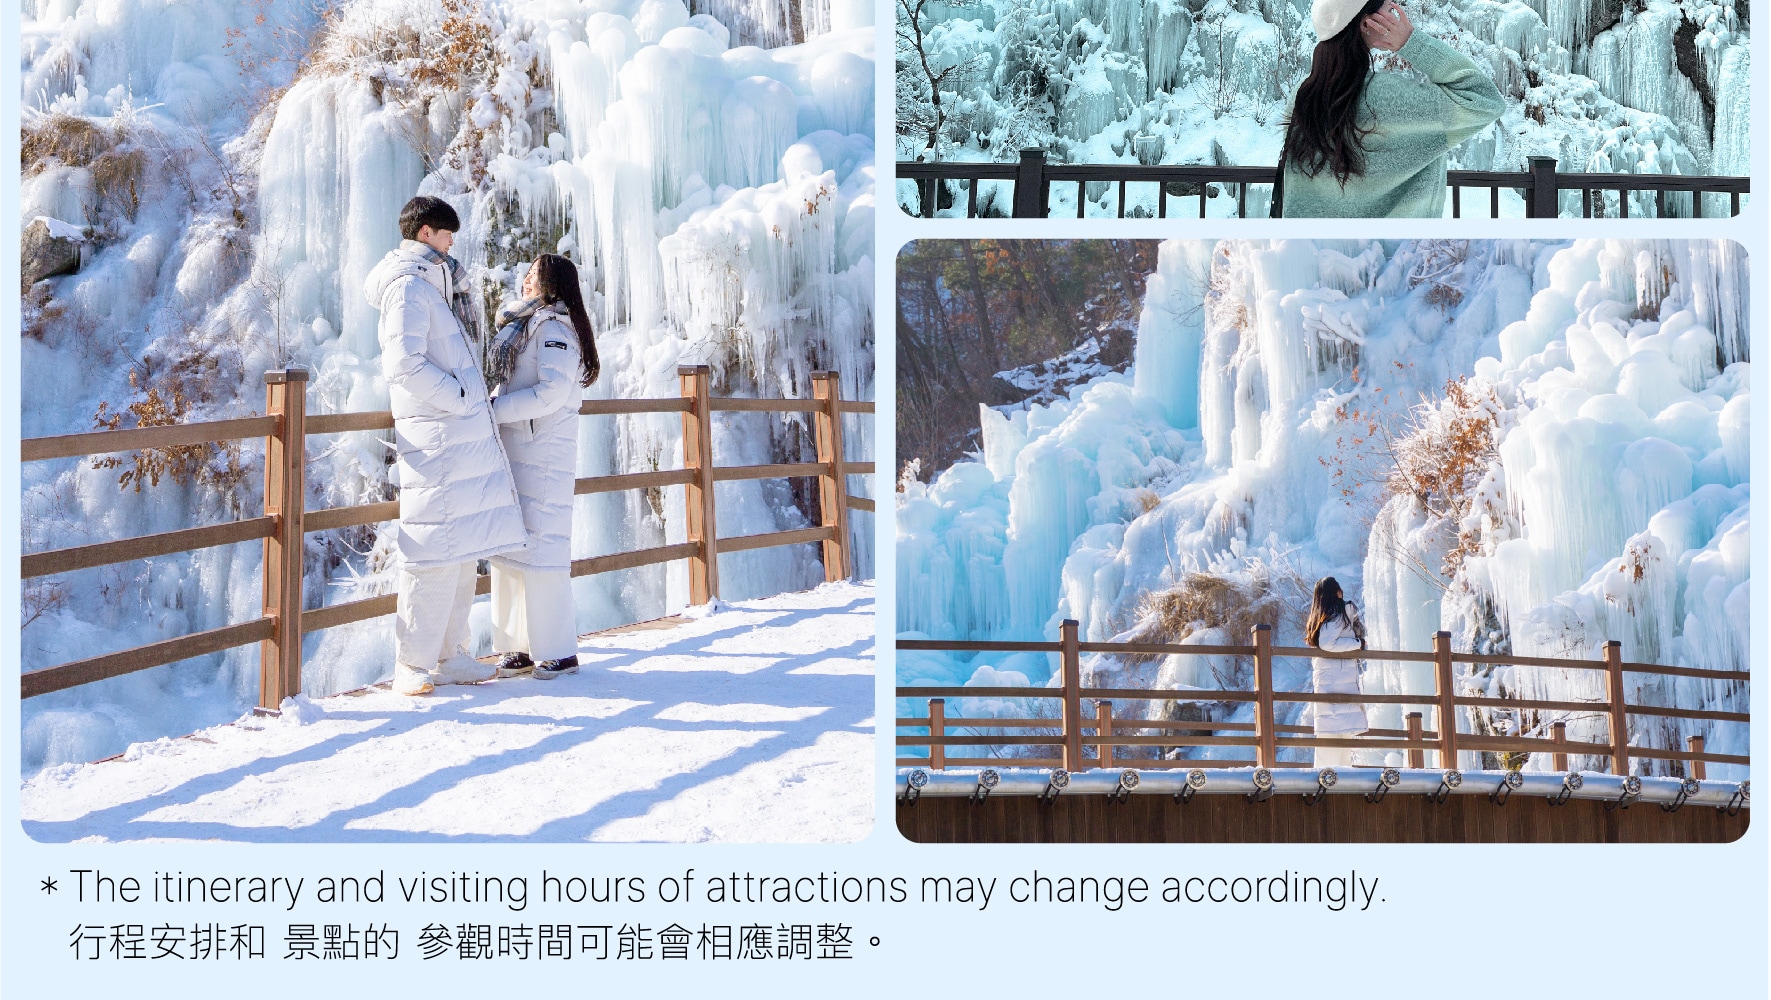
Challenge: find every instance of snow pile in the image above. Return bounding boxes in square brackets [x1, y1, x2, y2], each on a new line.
[897, 0, 1749, 218]
[23, 582, 875, 842]
[20, 0, 873, 771]
[897, 239, 1748, 778]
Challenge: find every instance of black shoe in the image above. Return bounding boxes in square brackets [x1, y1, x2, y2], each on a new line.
[533, 655, 579, 680]
[495, 652, 534, 677]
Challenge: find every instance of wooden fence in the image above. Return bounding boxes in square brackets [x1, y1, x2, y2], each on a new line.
[898, 150, 1750, 219]
[896, 620, 1748, 778]
[22, 365, 875, 709]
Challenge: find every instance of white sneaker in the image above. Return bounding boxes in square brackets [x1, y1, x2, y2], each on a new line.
[393, 662, 434, 696]
[433, 649, 497, 685]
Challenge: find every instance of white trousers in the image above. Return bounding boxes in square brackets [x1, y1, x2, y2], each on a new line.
[1314, 746, 1356, 768]
[394, 560, 478, 669]
[489, 564, 577, 662]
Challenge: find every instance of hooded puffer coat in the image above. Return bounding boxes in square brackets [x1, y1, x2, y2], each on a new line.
[1310, 605, 1368, 737]
[365, 241, 527, 568]
[488, 304, 582, 571]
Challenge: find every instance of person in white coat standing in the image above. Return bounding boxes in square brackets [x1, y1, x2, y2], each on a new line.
[1305, 576, 1369, 768]
[366, 196, 528, 696]
[484, 253, 601, 681]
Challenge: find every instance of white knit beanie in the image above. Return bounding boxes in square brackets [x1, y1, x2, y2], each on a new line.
[1312, 0, 1368, 39]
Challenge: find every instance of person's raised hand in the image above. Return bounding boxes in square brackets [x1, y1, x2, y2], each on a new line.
[1361, 1, 1413, 52]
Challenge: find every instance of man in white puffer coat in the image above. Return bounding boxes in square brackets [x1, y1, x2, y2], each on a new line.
[365, 196, 528, 696]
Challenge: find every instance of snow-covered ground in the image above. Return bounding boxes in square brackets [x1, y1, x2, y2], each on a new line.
[22, 583, 875, 843]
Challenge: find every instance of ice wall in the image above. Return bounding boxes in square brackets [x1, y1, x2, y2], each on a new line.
[902, 0, 1749, 214]
[20, 0, 875, 772]
[898, 239, 1748, 778]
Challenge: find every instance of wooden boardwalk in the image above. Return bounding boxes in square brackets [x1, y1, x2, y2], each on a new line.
[897, 791, 1748, 844]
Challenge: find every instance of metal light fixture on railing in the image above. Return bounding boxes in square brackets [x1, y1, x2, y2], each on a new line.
[1040, 768, 1070, 804]
[970, 768, 1000, 804]
[1365, 767, 1401, 804]
[1247, 767, 1275, 803]
[1176, 768, 1207, 805]
[1303, 767, 1338, 806]
[1662, 775, 1701, 814]
[1107, 768, 1140, 805]
[1606, 774, 1643, 812]
[1490, 769, 1525, 806]
[1548, 770, 1583, 806]
[1429, 768, 1463, 804]
[1723, 780, 1749, 816]
[900, 768, 929, 805]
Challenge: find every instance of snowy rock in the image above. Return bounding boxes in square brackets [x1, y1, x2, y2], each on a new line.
[21, 216, 84, 289]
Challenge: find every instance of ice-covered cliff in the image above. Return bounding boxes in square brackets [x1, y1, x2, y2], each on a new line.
[897, 239, 1748, 778]
[897, 0, 1749, 217]
[21, 0, 875, 771]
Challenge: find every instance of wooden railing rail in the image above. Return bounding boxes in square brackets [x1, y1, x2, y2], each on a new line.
[898, 150, 1748, 219]
[895, 622, 1746, 776]
[22, 367, 874, 703]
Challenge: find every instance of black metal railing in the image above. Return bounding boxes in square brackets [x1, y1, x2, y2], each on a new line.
[897, 149, 1749, 220]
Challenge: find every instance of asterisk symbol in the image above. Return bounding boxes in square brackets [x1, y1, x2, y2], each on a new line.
[41, 876, 57, 894]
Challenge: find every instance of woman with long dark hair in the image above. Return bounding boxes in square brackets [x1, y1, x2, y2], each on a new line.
[1278, 0, 1503, 217]
[485, 253, 600, 680]
[1305, 576, 1368, 767]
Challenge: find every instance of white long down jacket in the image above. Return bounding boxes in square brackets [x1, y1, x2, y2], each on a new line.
[1310, 605, 1369, 737]
[365, 241, 526, 568]
[488, 305, 582, 571]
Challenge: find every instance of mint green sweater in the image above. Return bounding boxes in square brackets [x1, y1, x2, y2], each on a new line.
[1280, 32, 1505, 218]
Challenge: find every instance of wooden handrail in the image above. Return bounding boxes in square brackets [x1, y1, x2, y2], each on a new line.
[894, 622, 1747, 776]
[306, 411, 395, 434]
[580, 397, 693, 415]
[22, 369, 875, 703]
[712, 398, 821, 412]
[715, 525, 835, 555]
[23, 618, 277, 698]
[23, 516, 278, 578]
[304, 501, 401, 533]
[22, 415, 280, 462]
[575, 470, 696, 495]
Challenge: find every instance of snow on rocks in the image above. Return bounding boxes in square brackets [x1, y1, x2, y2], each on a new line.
[22, 583, 875, 842]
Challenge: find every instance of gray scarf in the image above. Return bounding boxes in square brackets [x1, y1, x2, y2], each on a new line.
[413, 242, 480, 343]
[485, 294, 548, 391]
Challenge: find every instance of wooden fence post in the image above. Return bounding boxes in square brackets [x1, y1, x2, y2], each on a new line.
[1060, 619, 1082, 771]
[1014, 148, 1048, 218]
[1433, 631, 1458, 770]
[810, 371, 850, 584]
[678, 365, 718, 604]
[928, 698, 945, 771]
[1551, 721, 1568, 773]
[1095, 700, 1113, 770]
[1603, 640, 1630, 776]
[1687, 736, 1706, 781]
[1405, 712, 1424, 769]
[1252, 624, 1275, 768]
[1527, 156, 1559, 218]
[259, 369, 307, 712]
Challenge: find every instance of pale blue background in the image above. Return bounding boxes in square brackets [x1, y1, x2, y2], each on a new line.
[4, 2, 1765, 995]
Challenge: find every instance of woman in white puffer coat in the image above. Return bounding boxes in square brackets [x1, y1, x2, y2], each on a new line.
[1305, 576, 1369, 768]
[485, 253, 601, 680]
